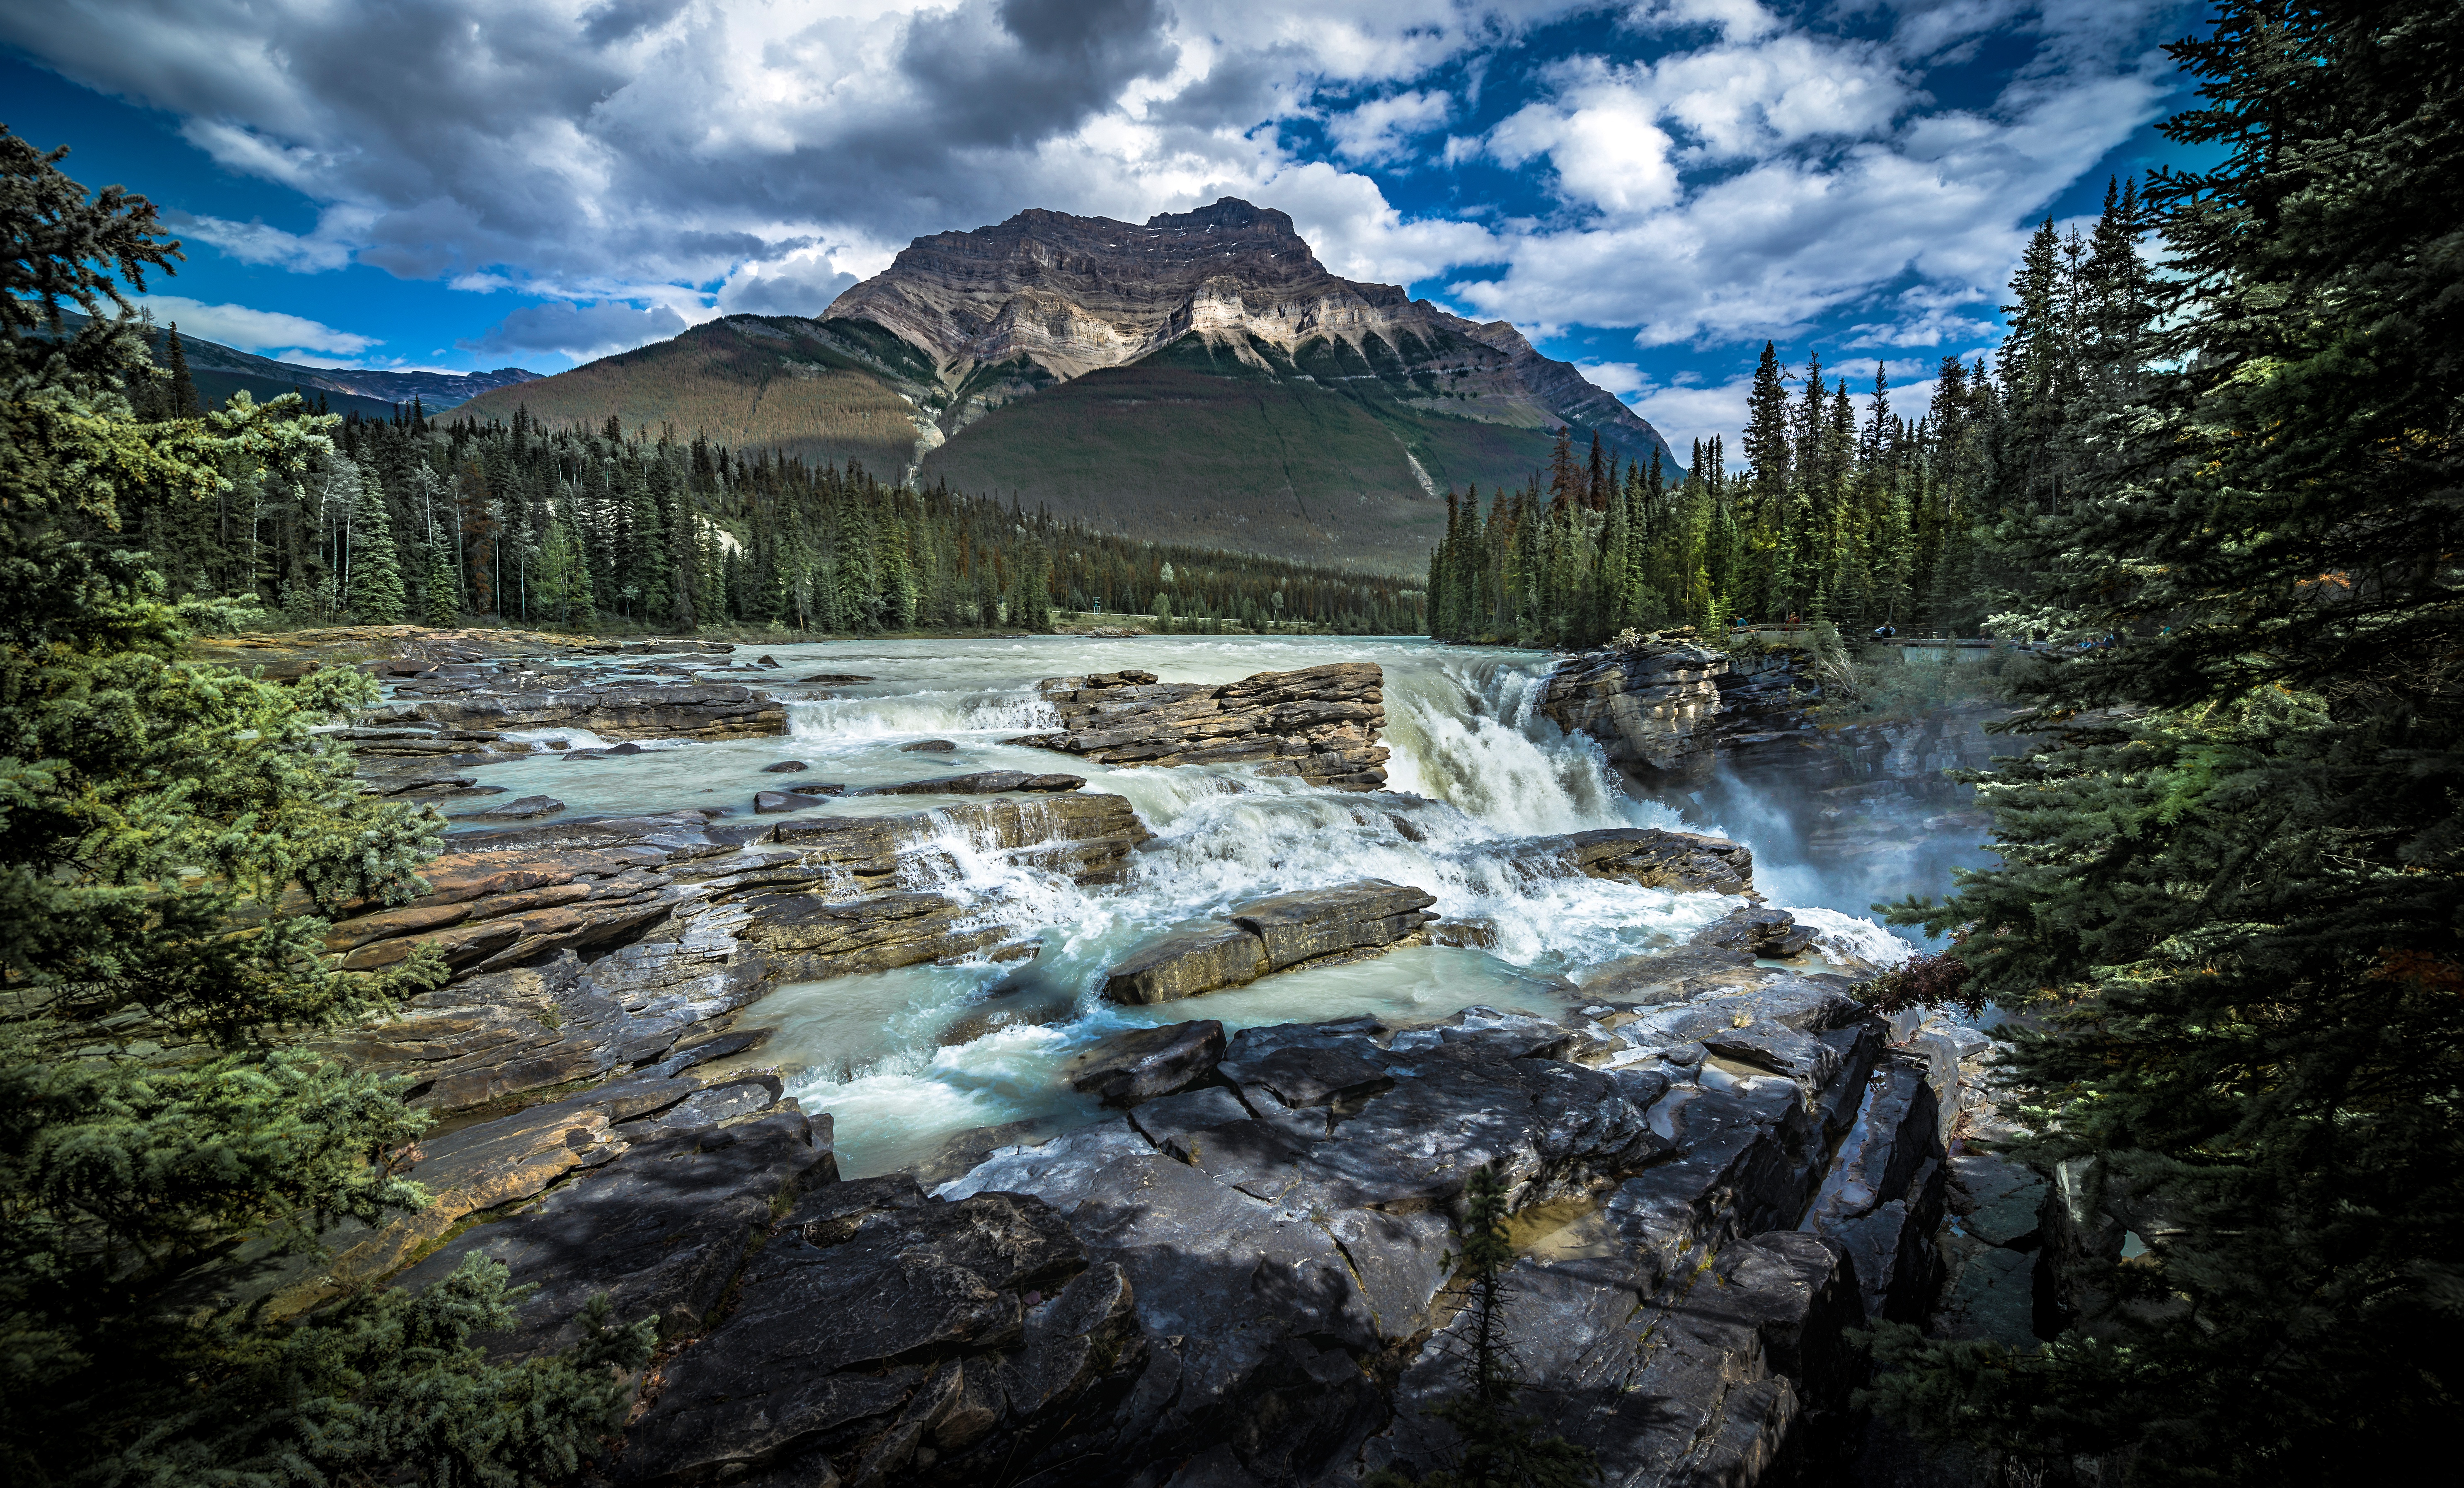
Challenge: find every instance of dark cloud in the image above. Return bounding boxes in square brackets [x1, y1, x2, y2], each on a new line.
[899, 0, 1180, 151]
[458, 299, 688, 356]
[580, 0, 689, 48]
[717, 256, 860, 317]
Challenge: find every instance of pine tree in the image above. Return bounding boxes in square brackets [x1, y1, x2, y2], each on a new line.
[345, 469, 406, 623]
[162, 317, 197, 417]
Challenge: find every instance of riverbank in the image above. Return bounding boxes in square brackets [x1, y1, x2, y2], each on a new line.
[171, 630, 2031, 1487]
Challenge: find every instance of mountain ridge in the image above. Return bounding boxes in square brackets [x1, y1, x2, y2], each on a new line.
[53, 309, 539, 413]
[453, 198, 1676, 573]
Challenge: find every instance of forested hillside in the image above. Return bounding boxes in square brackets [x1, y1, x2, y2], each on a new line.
[131, 400, 1427, 638]
[1426, 179, 2152, 647]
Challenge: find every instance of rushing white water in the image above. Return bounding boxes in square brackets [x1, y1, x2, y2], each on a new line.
[438, 635, 1921, 1176]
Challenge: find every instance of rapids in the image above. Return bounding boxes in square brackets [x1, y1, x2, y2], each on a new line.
[447, 636, 1922, 1177]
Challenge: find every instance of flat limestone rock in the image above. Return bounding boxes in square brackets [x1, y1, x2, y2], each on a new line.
[1064, 1021, 1227, 1106]
[1228, 879, 1437, 970]
[368, 680, 784, 741]
[1102, 922, 1269, 1005]
[854, 770, 1085, 796]
[450, 794, 565, 821]
[1025, 661, 1391, 789]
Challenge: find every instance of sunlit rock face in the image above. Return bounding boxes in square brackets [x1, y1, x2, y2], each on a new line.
[824, 196, 1664, 445]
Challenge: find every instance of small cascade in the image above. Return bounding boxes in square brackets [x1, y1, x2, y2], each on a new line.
[787, 687, 1059, 740]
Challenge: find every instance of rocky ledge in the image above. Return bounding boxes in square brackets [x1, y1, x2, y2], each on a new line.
[310, 794, 1151, 1112]
[1010, 663, 1389, 789]
[317, 962, 1996, 1488]
[366, 675, 783, 741]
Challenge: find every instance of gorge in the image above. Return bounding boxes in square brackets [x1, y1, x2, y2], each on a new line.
[184, 630, 2038, 1488]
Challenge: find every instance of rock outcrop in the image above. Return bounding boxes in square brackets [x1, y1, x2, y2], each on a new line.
[322, 945, 1974, 1488]
[1540, 634, 1732, 772]
[1500, 825, 1757, 896]
[1100, 880, 1439, 1004]
[1014, 663, 1390, 789]
[311, 796, 1153, 1112]
[368, 678, 783, 740]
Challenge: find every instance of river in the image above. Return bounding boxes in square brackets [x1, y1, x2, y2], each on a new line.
[446, 635, 1922, 1177]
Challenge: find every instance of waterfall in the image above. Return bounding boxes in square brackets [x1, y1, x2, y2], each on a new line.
[542, 634, 1927, 1177]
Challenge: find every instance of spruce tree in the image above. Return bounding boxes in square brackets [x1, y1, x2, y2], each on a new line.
[1371, 1166, 1599, 1488]
[0, 124, 654, 1488]
[1865, 3, 2464, 1479]
[422, 529, 460, 627]
[345, 472, 406, 623]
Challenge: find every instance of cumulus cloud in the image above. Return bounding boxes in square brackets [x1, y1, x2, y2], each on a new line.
[458, 300, 690, 360]
[134, 295, 380, 355]
[1328, 90, 1451, 164]
[717, 252, 863, 317]
[6, 0, 2183, 362]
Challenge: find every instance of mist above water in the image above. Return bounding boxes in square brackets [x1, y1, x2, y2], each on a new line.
[446, 636, 1957, 1176]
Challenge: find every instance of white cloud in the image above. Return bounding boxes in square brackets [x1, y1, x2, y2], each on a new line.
[169, 208, 365, 271]
[1328, 90, 1451, 164]
[7, 0, 2181, 363]
[133, 295, 380, 355]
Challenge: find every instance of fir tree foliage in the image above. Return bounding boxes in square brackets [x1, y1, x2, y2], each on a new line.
[1859, 2, 2464, 1481]
[0, 124, 656, 1487]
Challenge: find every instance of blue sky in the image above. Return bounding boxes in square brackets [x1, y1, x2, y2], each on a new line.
[2, 0, 2206, 450]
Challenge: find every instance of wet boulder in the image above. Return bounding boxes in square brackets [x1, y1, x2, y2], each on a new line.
[899, 738, 959, 752]
[449, 794, 565, 820]
[1694, 904, 1818, 958]
[761, 759, 809, 773]
[1101, 922, 1270, 1004]
[754, 788, 843, 813]
[1064, 1020, 1227, 1106]
[1575, 942, 1761, 1004]
[1229, 879, 1437, 970]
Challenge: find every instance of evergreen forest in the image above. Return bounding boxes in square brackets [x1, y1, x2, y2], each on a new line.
[118, 364, 1429, 639]
[1424, 181, 2153, 647]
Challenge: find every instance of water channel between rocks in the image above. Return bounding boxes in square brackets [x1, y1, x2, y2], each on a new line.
[434, 635, 1925, 1178]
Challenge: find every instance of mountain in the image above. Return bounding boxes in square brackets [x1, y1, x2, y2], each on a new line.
[56, 310, 539, 414]
[453, 199, 1675, 574]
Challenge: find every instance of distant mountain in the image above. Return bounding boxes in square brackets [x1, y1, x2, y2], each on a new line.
[453, 199, 1675, 574]
[55, 309, 539, 414]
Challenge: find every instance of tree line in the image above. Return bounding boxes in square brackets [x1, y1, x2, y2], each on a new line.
[121, 382, 1427, 638]
[1425, 175, 2154, 648]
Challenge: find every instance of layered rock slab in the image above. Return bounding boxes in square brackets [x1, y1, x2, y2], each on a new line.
[315, 795, 1153, 1113]
[1100, 879, 1437, 1004]
[1014, 662, 1390, 789]
[370, 679, 784, 740]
